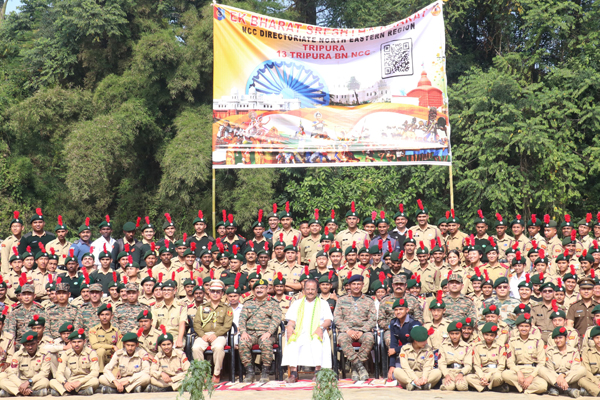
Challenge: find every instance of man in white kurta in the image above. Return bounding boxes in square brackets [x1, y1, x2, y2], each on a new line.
[282, 279, 333, 382]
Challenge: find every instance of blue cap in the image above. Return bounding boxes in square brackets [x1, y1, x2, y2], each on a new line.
[347, 275, 364, 284]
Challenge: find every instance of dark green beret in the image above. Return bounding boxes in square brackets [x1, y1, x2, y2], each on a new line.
[59, 322, 75, 333]
[252, 279, 268, 290]
[28, 315, 45, 326]
[493, 277, 508, 288]
[591, 326, 600, 338]
[514, 303, 530, 314]
[552, 326, 568, 339]
[515, 313, 532, 325]
[481, 322, 499, 334]
[97, 303, 114, 315]
[137, 309, 152, 321]
[482, 304, 500, 315]
[68, 328, 86, 341]
[409, 325, 428, 342]
[121, 332, 139, 343]
[20, 331, 38, 344]
[157, 331, 173, 346]
[123, 222, 136, 231]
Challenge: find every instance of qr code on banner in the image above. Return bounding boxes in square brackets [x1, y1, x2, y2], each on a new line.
[381, 39, 413, 79]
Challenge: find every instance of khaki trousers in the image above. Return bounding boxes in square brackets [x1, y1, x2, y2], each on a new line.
[49, 377, 100, 395]
[579, 375, 600, 396]
[538, 365, 587, 387]
[150, 377, 183, 391]
[192, 333, 227, 375]
[501, 367, 548, 394]
[0, 376, 50, 396]
[394, 368, 442, 388]
[95, 348, 115, 371]
[465, 370, 504, 391]
[99, 373, 150, 393]
[440, 369, 469, 391]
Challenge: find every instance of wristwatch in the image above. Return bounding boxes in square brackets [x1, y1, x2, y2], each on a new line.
[28, 379, 33, 385]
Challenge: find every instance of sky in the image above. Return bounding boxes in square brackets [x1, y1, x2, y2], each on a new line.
[5, 0, 22, 14]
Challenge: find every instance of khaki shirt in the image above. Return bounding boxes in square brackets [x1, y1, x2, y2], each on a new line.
[267, 259, 286, 271]
[414, 265, 440, 294]
[493, 234, 515, 259]
[45, 238, 72, 266]
[271, 295, 293, 315]
[401, 256, 420, 273]
[55, 347, 100, 384]
[582, 347, 600, 377]
[531, 302, 556, 342]
[7, 347, 51, 382]
[509, 235, 533, 253]
[193, 302, 233, 338]
[102, 347, 150, 380]
[0, 331, 15, 368]
[424, 319, 450, 350]
[398, 343, 435, 380]
[540, 236, 563, 259]
[334, 229, 368, 254]
[446, 231, 468, 253]
[88, 324, 123, 352]
[275, 264, 304, 291]
[438, 341, 472, 376]
[409, 224, 442, 243]
[150, 348, 189, 383]
[545, 346, 582, 374]
[137, 328, 161, 357]
[506, 335, 545, 376]
[299, 236, 321, 264]
[272, 228, 301, 248]
[482, 263, 509, 284]
[152, 302, 187, 337]
[546, 327, 579, 351]
[30, 269, 51, 301]
[477, 320, 510, 346]
[472, 341, 507, 378]
[567, 299, 599, 337]
[0, 235, 20, 275]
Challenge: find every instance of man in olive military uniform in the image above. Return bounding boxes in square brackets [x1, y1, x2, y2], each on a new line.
[333, 275, 376, 381]
[45, 282, 79, 339]
[0, 309, 15, 371]
[567, 278, 598, 336]
[88, 303, 122, 371]
[49, 328, 100, 396]
[114, 283, 150, 335]
[238, 279, 282, 383]
[73, 283, 103, 335]
[99, 331, 151, 393]
[5, 284, 47, 344]
[0, 331, 50, 397]
[192, 280, 233, 383]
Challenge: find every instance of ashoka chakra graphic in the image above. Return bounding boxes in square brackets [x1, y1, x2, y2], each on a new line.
[246, 60, 330, 108]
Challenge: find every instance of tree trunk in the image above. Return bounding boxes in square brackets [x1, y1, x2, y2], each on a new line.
[294, 0, 317, 25]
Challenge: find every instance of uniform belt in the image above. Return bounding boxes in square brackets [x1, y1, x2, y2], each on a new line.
[486, 364, 498, 369]
[518, 363, 537, 367]
[448, 363, 464, 369]
[425, 293, 435, 298]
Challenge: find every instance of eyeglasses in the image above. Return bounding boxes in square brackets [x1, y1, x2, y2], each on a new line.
[542, 290, 554, 293]
[209, 290, 222, 294]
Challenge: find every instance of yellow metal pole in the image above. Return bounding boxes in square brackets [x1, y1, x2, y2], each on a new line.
[449, 164, 454, 210]
[213, 167, 218, 237]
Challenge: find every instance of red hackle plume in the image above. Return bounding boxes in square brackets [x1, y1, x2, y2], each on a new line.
[314, 209, 319, 220]
[136, 217, 141, 228]
[351, 201, 355, 213]
[478, 209, 484, 219]
[417, 199, 424, 210]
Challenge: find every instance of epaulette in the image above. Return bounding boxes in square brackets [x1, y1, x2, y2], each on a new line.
[177, 267, 184, 273]
[285, 295, 292, 301]
[188, 303, 195, 308]
[241, 292, 252, 298]
[12, 303, 21, 309]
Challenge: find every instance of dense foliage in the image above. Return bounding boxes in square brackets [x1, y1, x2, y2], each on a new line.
[1, 0, 599, 237]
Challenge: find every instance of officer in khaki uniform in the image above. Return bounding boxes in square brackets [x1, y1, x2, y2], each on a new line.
[151, 280, 186, 349]
[538, 326, 586, 397]
[99, 331, 151, 393]
[580, 325, 600, 396]
[466, 322, 508, 392]
[409, 200, 442, 243]
[0, 331, 50, 397]
[445, 212, 468, 254]
[147, 328, 190, 392]
[502, 313, 548, 394]
[49, 328, 100, 396]
[391, 326, 441, 390]
[192, 280, 232, 382]
[88, 303, 122, 371]
[439, 321, 472, 391]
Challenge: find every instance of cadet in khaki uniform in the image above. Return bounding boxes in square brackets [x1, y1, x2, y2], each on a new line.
[0, 212, 23, 275]
[272, 203, 301, 249]
[538, 326, 586, 397]
[299, 211, 322, 264]
[479, 305, 510, 346]
[423, 292, 449, 350]
[580, 326, 600, 396]
[414, 241, 440, 294]
[136, 309, 161, 357]
[546, 306, 579, 351]
[445, 212, 468, 253]
[99, 331, 151, 393]
[502, 313, 548, 394]
[334, 202, 368, 254]
[192, 280, 232, 383]
[0, 331, 50, 397]
[391, 325, 441, 390]
[147, 328, 190, 392]
[466, 322, 508, 392]
[88, 303, 122, 371]
[49, 328, 100, 396]
[409, 200, 442, 243]
[439, 321, 472, 391]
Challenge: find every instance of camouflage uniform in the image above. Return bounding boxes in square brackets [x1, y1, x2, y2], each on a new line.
[46, 303, 79, 339]
[333, 293, 376, 362]
[482, 297, 521, 328]
[74, 303, 102, 336]
[5, 303, 47, 343]
[114, 302, 150, 334]
[238, 298, 282, 367]
[378, 295, 423, 346]
[439, 294, 477, 324]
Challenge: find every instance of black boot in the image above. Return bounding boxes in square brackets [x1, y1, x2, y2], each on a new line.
[259, 365, 270, 383]
[244, 364, 255, 383]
